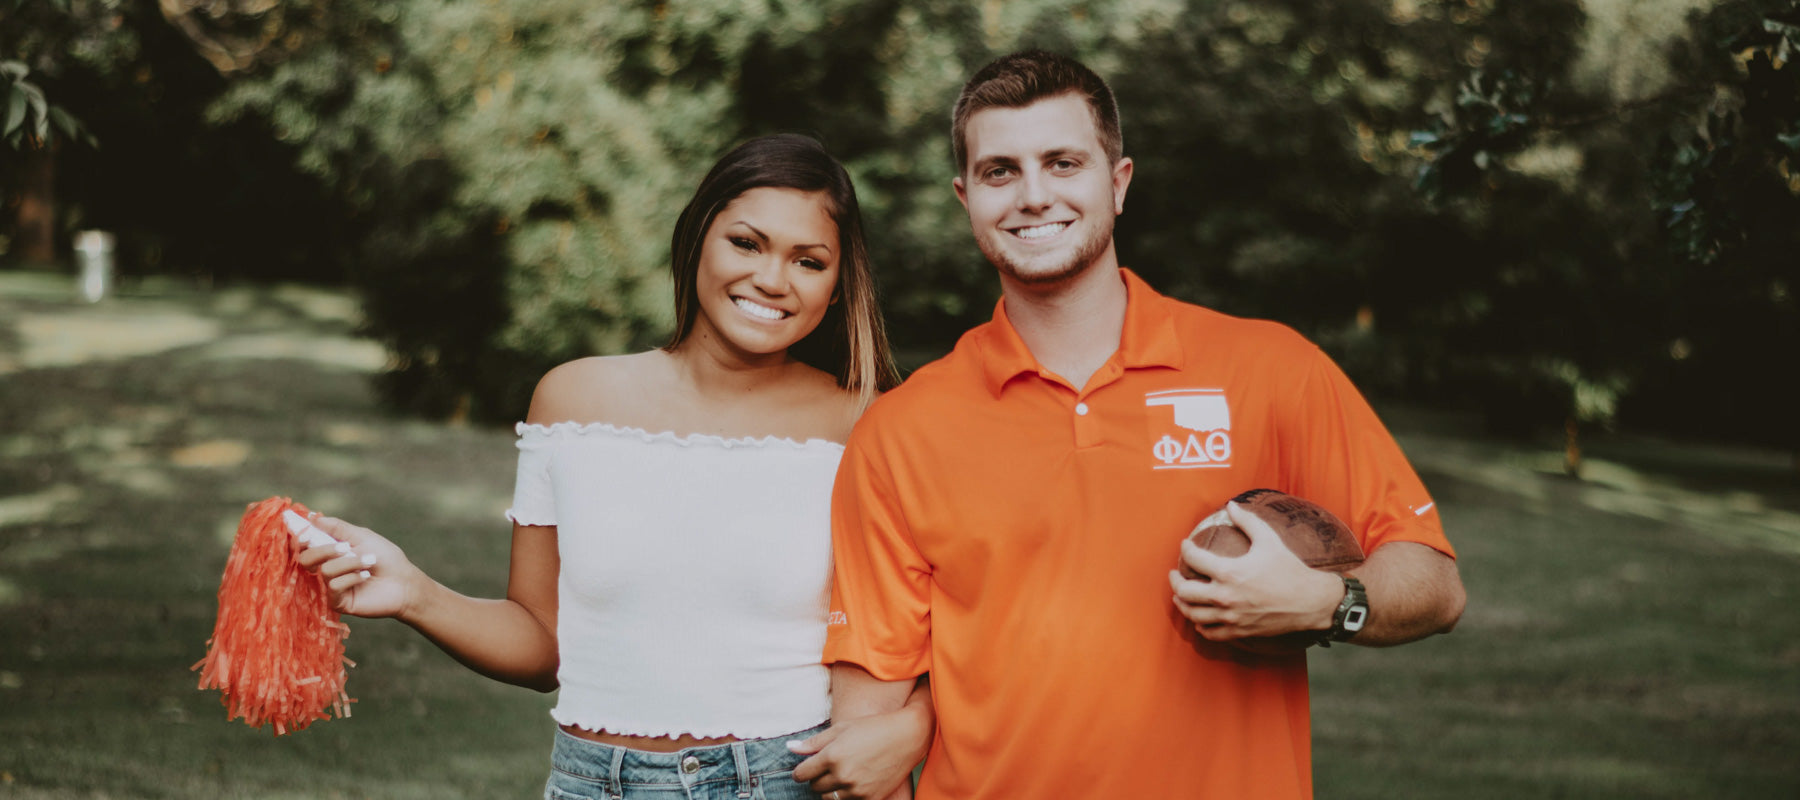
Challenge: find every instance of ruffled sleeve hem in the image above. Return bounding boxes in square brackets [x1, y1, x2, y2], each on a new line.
[515, 420, 844, 452]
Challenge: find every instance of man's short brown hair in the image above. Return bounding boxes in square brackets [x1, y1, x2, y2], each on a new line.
[951, 50, 1123, 174]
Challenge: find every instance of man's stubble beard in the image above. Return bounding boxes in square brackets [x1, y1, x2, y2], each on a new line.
[979, 214, 1116, 288]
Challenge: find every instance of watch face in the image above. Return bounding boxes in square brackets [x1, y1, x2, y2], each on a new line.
[1343, 605, 1368, 632]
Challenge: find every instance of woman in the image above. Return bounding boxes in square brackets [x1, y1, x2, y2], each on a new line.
[288, 134, 930, 800]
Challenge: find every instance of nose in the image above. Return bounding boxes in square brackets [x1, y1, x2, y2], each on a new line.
[748, 255, 787, 296]
[1017, 168, 1053, 212]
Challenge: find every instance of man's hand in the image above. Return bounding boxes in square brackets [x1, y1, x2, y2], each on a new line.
[1168, 500, 1344, 642]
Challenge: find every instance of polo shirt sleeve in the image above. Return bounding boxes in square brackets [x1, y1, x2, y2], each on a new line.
[1280, 346, 1455, 559]
[823, 422, 933, 681]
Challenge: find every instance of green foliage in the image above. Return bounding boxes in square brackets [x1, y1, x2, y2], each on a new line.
[2, 0, 355, 280]
[12, 0, 1794, 449]
[1408, 68, 1540, 200]
[1, 60, 95, 150]
[1407, 0, 1800, 447]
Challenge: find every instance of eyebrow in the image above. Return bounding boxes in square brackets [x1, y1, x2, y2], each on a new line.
[1039, 147, 1090, 163]
[730, 221, 832, 255]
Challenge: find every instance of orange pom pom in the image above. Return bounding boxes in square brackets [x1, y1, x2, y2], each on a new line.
[193, 497, 355, 734]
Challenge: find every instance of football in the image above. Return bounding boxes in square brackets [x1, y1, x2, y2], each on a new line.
[1178, 488, 1365, 654]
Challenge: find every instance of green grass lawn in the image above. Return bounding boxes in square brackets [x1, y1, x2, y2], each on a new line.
[2, 272, 1796, 798]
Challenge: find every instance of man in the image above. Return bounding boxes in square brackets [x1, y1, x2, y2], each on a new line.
[818, 50, 1464, 799]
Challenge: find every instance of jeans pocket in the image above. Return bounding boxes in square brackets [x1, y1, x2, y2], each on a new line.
[545, 769, 612, 800]
[753, 774, 817, 800]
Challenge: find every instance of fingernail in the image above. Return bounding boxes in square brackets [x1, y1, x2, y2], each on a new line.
[784, 741, 803, 752]
[334, 542, 353, 555]
[359, 570, 372, 579]
[360, 554, 377, 566]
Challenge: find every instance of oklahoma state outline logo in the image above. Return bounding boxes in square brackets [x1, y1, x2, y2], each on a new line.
[1145, 388, 1233, 469]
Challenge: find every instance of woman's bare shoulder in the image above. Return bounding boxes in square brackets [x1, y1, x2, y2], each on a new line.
[526, 352, 668, 425]
[786, 364, 865, 443]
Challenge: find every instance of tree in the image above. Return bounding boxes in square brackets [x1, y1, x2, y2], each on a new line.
[1, 0, 101, 266]
[1410, 0, 1800, 468]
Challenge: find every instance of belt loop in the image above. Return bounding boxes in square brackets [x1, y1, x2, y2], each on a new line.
[732, 741, 753, 799]
[607, 745, 626, 800]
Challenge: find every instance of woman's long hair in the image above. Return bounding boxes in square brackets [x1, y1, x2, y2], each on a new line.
[664, 134, 899, 409]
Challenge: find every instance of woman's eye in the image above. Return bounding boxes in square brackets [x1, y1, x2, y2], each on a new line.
[731, 237, 758, 252]
[799, 258, 827, 271]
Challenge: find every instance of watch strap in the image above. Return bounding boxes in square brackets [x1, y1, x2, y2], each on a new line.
[1318, 575, 1368, 648]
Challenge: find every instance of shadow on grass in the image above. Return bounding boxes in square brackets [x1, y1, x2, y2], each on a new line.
[0, 272, 552, 798]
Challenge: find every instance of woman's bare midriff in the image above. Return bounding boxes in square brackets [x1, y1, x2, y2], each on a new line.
[559, 725, 741, 752]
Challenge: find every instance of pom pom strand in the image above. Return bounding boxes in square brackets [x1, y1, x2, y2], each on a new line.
[193, 497, 355, 734]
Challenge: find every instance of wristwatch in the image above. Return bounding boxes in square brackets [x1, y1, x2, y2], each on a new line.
[1318, 575, 1368, 648]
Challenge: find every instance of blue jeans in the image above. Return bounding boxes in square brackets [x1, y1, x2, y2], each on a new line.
[545, 723, 828, 800]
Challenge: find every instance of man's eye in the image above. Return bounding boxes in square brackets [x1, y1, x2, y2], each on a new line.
[985, 167, 1012, 181]
[1052, 159, 1079, 171]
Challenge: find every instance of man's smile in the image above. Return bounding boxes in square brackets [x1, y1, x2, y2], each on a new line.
[1009, 221, 1071, 241]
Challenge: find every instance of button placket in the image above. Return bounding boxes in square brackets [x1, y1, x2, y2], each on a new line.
[1072, 396, 1102, 449]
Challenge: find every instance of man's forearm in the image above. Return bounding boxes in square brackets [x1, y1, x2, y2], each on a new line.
[1346, 541, 1465, 646]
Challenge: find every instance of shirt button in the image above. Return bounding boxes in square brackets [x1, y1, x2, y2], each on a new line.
[1075, 402, 1090, 416]
[681, 755, 699, 774]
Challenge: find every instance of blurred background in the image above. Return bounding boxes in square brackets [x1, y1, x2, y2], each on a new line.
[1, 0, 1796, 797]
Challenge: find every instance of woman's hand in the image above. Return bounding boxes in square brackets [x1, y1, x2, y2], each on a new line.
[287, 513, 423, 620]
[788, 702, 931, 800]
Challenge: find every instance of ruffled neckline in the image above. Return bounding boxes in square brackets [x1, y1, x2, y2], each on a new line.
[515, 420, 845, 452]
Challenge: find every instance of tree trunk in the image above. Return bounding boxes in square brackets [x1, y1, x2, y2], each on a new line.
[1563, 416, 1583, 478]
[14, 141, 56, 265]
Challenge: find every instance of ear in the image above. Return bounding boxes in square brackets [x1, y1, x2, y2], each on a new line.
[1110, 156, 1134, 215]
[953, 175, 969, 211]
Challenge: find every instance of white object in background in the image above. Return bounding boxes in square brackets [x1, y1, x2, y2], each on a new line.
[74, 230, 116, 303]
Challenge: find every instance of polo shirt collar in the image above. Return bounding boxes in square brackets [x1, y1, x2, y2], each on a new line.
[978, 267, 1186, 396]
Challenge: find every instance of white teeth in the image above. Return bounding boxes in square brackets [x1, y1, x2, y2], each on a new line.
[734, 297, 786, 320]
[1014, 223, 1068, 240]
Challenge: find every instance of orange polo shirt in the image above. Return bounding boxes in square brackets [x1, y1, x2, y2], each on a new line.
[825, 269, 1451, 799]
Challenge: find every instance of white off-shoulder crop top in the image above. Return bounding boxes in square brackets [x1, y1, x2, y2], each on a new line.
[505, 421, 843, 739]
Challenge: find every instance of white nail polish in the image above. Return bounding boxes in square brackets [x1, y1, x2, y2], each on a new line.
[358, 570, 372, 579]
[360, 554, 377, 566]
[334, 542, 352, 555]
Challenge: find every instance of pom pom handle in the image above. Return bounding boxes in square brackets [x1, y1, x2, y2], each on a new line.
[282, 509, 339, 549]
